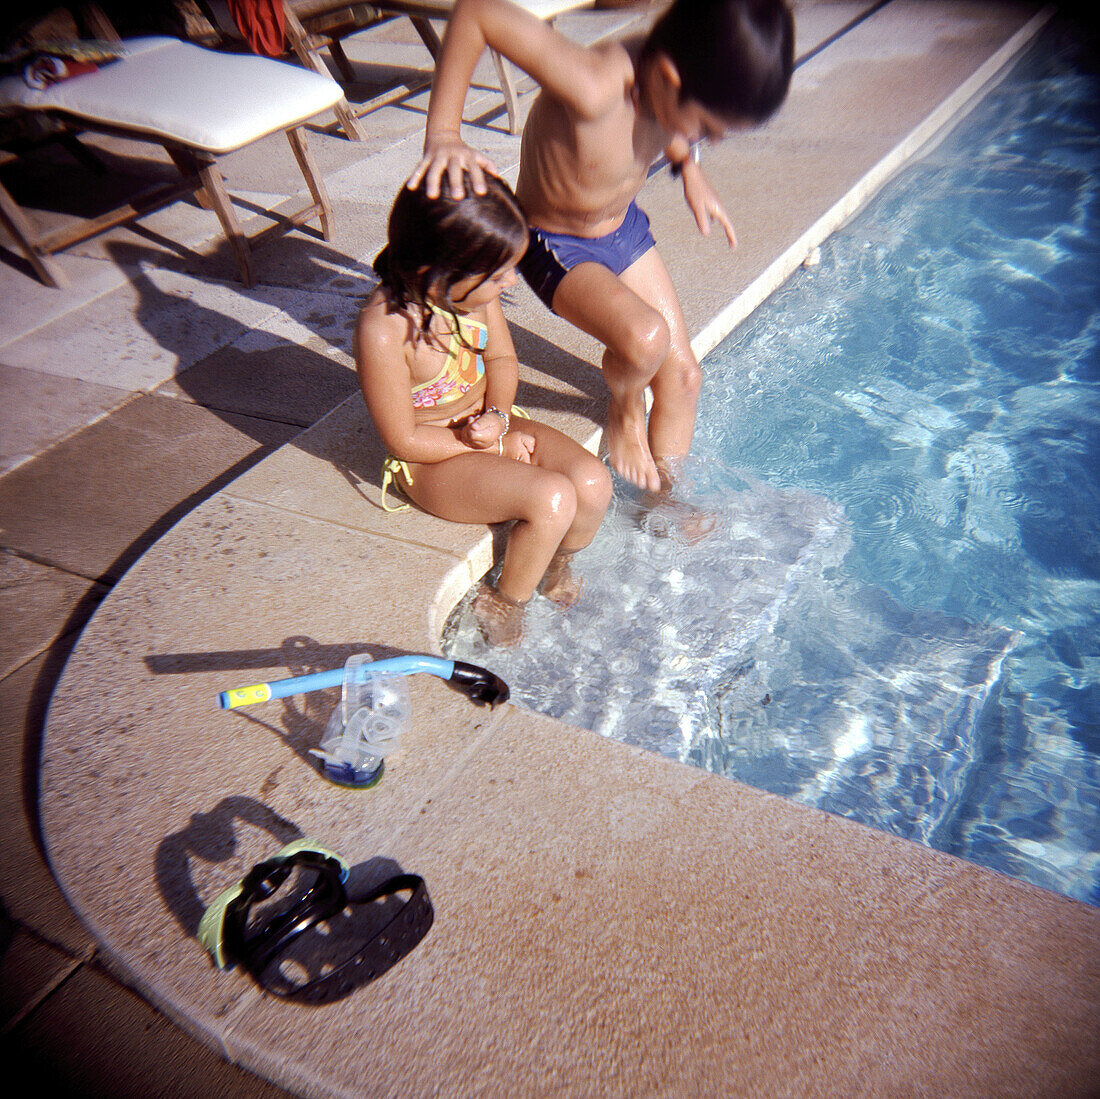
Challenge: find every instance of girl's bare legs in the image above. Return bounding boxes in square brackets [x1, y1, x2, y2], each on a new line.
[469, 586, 527, 646]
[539, 549, 582, 607]
[518, 419, 611, 555]
[400, 421, 611, 642]
[521, 420, 610, 610]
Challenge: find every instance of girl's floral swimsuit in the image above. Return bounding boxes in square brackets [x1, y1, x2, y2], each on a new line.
[381, 304, 490, 511]
[411, 303, 488, 410]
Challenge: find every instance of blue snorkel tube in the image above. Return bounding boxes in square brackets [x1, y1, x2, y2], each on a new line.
[218, 654, 509, 788]
[217, 654, 509, 711]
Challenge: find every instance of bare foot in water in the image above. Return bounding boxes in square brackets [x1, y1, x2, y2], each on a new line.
[539, 552, 583, 608]
[473, 584, 527, 646]
[644, 495, 717, 544]
[644, 460, 717, 545]
[606, 392, 661, 492]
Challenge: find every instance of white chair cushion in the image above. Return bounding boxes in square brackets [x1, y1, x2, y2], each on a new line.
[0, 36, 344, 154]
[380, 0, 594, 19]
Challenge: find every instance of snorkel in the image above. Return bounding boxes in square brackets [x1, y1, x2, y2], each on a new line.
[218, 654, 509, 788]
[218, 654, 508, 710]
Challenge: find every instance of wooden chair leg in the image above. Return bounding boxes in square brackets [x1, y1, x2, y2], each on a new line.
[284, 3, 368, 141]
[285, 126, 332, 241]
[490, 49, 521, 135]
[59, 133, 108, 174]
[409, 16, 518, 134]
[164, 144, 214, 209]
[194, 157, 255, 288]
[332, 95, 369, 142]
[0, 178, 70, 288]
[409, 16, 442, 56]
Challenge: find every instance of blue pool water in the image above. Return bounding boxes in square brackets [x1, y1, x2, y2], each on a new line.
[444, 25, 1100, 905]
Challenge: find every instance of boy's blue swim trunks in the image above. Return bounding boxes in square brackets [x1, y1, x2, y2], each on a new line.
[518, 200, 656, 312]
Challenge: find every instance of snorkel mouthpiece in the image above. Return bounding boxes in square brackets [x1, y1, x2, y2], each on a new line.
[448, 660, 510, 706]
[309, 654, 409, 788]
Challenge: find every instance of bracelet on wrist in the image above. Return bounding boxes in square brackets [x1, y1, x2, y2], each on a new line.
[671, 144, 701, 178]
[484, 406, 510, 434]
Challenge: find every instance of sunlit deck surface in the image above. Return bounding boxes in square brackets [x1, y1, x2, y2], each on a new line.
[1, 3, 1096, 1094]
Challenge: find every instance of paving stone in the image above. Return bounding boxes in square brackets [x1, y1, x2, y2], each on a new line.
[0, 266, 310, 392]
[0, 362, 130, 477]
[0, 396, 298, 581]
[154, 339, 358, 427]
[0, 926, 79, 1029]
[10, 6, 1093, 1097]
[0, 652, 94, 953]
[214, 201, 385, 297]
[3, 959, 292, 1098]
[0, 553, 107, 679]
[0, 256, 129, 346]
[37, 494, 488, 1042]
[152, 281, 365, 424]
[219, 706, 1100, 1097]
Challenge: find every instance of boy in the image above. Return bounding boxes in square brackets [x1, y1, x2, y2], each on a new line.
[408, 0, 794, 493]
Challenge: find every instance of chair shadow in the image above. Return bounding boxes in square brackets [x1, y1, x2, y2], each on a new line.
[102, 236, 367, 439]
[3, 136, 608, 454]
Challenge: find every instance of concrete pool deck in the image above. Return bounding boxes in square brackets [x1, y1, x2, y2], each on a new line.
[3, 1, 1097, 1093]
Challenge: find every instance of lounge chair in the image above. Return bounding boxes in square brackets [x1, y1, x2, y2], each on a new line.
[0, 35, 343, 288]
[282, 0, 599, 139]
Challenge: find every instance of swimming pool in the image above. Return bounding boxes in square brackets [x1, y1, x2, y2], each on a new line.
[445, 23, 1100, 906]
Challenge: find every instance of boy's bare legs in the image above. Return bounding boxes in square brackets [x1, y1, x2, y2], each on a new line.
[621, 250, 715, 540]
[551, 249, 701, 493]
[619, 247, 702, 469]
[552, 262, 670, 493]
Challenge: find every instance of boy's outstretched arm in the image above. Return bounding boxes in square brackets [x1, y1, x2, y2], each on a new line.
[666, 135, 737, 247]
[407, 0, 615, 199]
[680, 155, 738, 247]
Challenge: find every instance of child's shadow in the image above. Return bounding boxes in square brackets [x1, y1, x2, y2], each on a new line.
[105, 237, 371, 441]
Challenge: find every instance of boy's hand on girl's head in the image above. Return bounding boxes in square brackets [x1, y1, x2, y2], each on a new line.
[503, 432, 535, 464]
[407, 138, 498, 200]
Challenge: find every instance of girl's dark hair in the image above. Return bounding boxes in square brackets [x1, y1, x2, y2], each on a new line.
[373, 173, 528, 338]
[640, 0, 794, 124]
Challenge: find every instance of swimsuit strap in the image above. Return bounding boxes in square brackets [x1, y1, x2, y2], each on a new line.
[426, 301, 487, 345]
[380, 456, 413, 512]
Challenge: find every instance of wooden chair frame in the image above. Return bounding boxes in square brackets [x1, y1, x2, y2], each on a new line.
[1, 121, 331, 289]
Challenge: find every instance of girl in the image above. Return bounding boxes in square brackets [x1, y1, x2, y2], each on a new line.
[356, 175, 612, 645]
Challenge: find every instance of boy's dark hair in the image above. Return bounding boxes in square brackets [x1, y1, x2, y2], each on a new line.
[641, 0, 794, 124]
[373, 173, 528, 337]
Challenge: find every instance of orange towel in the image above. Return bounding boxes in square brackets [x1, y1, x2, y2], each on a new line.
[227, 0, 286, 58]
